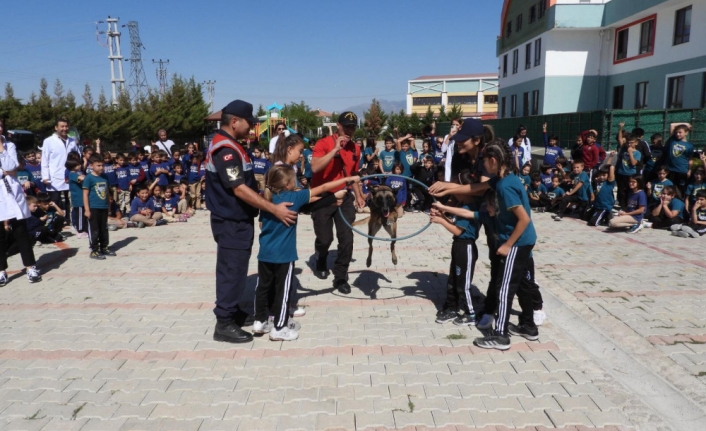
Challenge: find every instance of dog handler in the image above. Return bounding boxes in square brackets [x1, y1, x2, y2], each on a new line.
[310, 112, 366, 294]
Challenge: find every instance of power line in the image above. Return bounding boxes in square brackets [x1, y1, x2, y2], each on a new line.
[96, 17, 126, 105]
[124, 21, 149, 101]
[152, 59, 169, 95]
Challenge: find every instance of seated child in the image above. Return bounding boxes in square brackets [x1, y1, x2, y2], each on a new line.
[608, 175, 647, 233]
[539, 163, 553, 190]
[647, 186, 684, 229]
[528, 172, 549, 209]
[385, 162, 407, 218]
[671, 190, 706, 238]
[646, 166, 673, 208]
[586, 159, 616, 227]
[129, 185, 167, 227]
[162, 185, 187, 222]
[26, 195, 66, 244]
[552, 160, 590, 220]
[685, 167, 706, 214]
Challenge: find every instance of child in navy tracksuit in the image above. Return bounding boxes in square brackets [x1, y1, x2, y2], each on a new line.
[66, 159, 88, 238]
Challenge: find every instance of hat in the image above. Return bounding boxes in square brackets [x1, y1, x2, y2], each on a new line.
[338, 111, 358, 126]
[453, 119, 484, 143]
[222, 100, 258, 124]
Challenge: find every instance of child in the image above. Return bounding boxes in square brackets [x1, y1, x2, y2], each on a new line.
[379, 136, 397, 175]
[385, 163, 407, 217]
[511, 134, 525, 171]
[664, 123, 694, 196]
[542, 123, 564, 168]
[429, 196, 484, 327]
[81, 146, 94, 173]
[433, 136, 446, 165]
[114, 153, 132, 214]
[527, 172, 549, 209]
[546, 175, 566, 211]
[553, 160, 590, 220]
[580, 129, 605, 177]
[554, 156, 569, 176]
[66, 159, 88, 238]
[671, 190, 706, 238]
[129, 185, 166, 227]
[251, 146, 271, 193]
[107, 194, 129, 230]
[254, 165, 358, 341]
[24, 150, 45, 194]
[647, 186, 684, 229]
[586, 159, 616, 227]
[150, 151, 172, 186]
[162, 186, 187, 222]
[643, 133, 664, 183]
[394, 135, 417, 178]
[616, 130, 642, 209]
[187, 152, 205, 209]
[172, 162, 186, 185]
[539, 163, 553, 190]
[14, 157, 36, 196]
[102, 152, 118, 204]
[26, 195, 65, 244]
[519, 163, 532, 189]
[127, 152, 146, 200]
[608, 175, 647, 233]
[410, 156, 437, 213]
[82, 154, 115, 259]
[684, 167, 706, 214]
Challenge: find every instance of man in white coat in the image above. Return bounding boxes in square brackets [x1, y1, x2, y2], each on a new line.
[0, 119, 42, 285]
[41, 117, 79, 215]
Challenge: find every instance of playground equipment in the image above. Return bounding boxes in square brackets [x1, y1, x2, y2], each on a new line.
[255, 102, 294, 143]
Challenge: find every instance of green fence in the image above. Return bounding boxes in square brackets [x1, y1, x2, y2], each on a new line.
[437, 108, 706, 152]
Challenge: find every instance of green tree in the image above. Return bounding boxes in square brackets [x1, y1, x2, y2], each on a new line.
[256, 104, 267, 117]
[408, 112, 421, 136]
[437, 105, 449, 123]
[282, 101, 321, 135]
[447, 104, 464, 121]
[363, 98, 388, 137]
[421, 106, 435, 127]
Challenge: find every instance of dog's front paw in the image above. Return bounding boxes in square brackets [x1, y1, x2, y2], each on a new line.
[366, 257, 372, 268]
[392, 256, 398, 265]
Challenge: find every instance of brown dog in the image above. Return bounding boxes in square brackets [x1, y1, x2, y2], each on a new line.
[353, 185, 399, 267]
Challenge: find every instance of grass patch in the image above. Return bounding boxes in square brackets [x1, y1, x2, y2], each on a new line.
[581, 280, 600, 285]
[84, 297, 92, 301]
[445, 334, 467, 340]
[71, 403, 86, 420]
[601, 287, 615, 293]
[25, 410, 45, 420]
[407, 394, 415, 413]
[696, 372, 706, 377]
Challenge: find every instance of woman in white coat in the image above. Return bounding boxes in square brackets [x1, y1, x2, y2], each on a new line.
[0, 119, 42, 286]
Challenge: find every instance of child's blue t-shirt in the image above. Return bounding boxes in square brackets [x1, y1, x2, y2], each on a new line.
[150, 162, 171, 186]
[644, 145, 663, 172]
[128, 164, 144, 185]
[543, 140, 564, 167]
[512, 146, 525, 167]
[163, 196, 179, 213]
[130, 197, 154, 217]
[68, 171, 84, 207]
[258, 189, 310, 263]
[15, 169, 34, 186]
[574, 171, 591, 202]
[453, 204, 479, 240]
[82, 173, 110, 209]
[302, 148, 313, 178]
[173, 173, 185, 184]
[361, 147, 374, 170]
[617, 150, 642, 176]
[148, 196, 164, 212]
[685, 182, 706, 205]
[188, 162, 204, 183]
[547, 187, 565, 200]
[433, 148, 445, 164]
[519, 174, 531, 189]
[488, 173, 537, 247]
[384, 176, 407, 205]
[379, 149, 396, 173]
[102, 163, 118, 186]
[650, 179, 673, 202]
[626, 190, 647, 223]
[115, 166, 131, 190]
[395, 149, 417, 177]
[139, 159, 150, 176]
[665, 139, 694, 174]
[593, 180, 616, 211]
[252, 157, 271, 176]
[528, 183, 548, 199]
[25, 162, 45, 193]
[668, 198, 686, 220]
[540, 173, 552, 189]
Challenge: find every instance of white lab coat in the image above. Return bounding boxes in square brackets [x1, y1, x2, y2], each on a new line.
[41, 134, 78, 191]
[508, 137, 532, 166]
[0, 138, 31, 221]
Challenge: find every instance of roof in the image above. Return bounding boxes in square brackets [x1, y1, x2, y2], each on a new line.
[205, 111, 221, 122]
[410, 73, 498, 81]
[316, 109, 332, 118]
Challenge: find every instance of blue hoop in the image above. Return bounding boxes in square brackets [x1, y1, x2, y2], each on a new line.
[338, 174, 434, 242]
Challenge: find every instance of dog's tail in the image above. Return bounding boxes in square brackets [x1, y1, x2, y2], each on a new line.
[352, 217, 370, 227]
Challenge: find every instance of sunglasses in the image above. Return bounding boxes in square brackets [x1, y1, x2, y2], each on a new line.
[276, 128, 285, 131]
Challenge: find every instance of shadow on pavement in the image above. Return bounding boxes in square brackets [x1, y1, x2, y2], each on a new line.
[110, 236, 138, 251]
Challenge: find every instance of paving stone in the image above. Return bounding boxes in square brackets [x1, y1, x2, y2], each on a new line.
[353, 411, 394, 429]
[545, 410, 594, 427]
[392, 411, 435, 428]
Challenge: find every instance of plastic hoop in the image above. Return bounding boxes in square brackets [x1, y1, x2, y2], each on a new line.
[338, 174, 434, 242]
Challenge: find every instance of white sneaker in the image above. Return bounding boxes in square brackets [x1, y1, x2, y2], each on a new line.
[291, 306, 306, 317]
[26, 266, 42, 283]
[533, 310, 547, 326]
[0, 271, 7, 287]
[287, 319, 301, 331]
[477, 314, 494, 330]
[269, 326, 299, 341]
[252, 319, 272, 334]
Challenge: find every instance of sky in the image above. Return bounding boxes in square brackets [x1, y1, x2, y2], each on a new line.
[1, 0, 503, 113]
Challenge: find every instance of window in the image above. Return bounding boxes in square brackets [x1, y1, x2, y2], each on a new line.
[523, 92, 530, 117]
[530, 5, 537, 24]
[639, 19, 654, 54]
[538, 0, 546, 19]
[616, 28, 629, 60]
[485, 95, 498, 104]
[501, 97, 507, 118]
[516, 14, 523, 32]
[510, 95, 517, 117]
[506, 21, 512, 37]
[674, 6, 691, 45]
[635, 82, 648, 109]
[512, 49, 519, 74]
[448, 95, 478, 105]
[667, 76, 685, 109]
[702, 73, 706, 109]
[532, 90, 540, 115]
[534, 38, 542, 66]
[412, 96, 442, 106]
[525, 43, 532, 69]
[613, 86, 624, 109]
[503, 54, 508, 78]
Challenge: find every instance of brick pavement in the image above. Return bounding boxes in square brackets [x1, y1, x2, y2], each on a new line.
[0, 209, 703, 430]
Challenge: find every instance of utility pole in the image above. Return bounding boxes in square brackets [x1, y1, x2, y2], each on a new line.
[152, 59, 169, 95]
[123, 21, 148, 102]
[97, 16, 126, 106]
[203, 80, 216, 112]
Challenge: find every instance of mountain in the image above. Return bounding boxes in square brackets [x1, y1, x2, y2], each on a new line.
[340, 99, 407, 120]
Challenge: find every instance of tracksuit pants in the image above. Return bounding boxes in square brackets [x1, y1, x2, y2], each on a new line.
[71, 207, 88, 233]
[255, 262, 293, 330]
[444, 239, 484, 315]
[312, 193, 355, 281]
[49, 191, 70, 224]
[587, 208, 612, 227]
[0, 218, 36, 270]
[87, 208, 109, 252]
[495, 245, 536, 335]
[482, 240, 501, 318]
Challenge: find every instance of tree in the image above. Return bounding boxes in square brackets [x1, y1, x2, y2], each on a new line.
[408, 112, 421, 136]
[82, 84, 94, 108]
[447, 104, 464, 121]
[363, 98, 388, 137]
[256, 104, 267, 117]
[282, 101, 321, 135]
[437, 105, 449, 123]
[421, 106, 435, 127]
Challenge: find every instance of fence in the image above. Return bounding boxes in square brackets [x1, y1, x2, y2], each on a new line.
[437, 108, 706, 153]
